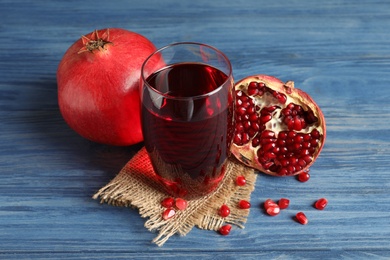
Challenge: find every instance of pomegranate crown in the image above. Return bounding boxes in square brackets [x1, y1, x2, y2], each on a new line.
[78, 29, 113, 54]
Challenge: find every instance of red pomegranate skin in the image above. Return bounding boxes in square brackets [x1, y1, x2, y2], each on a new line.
[57, 28, 162, 146]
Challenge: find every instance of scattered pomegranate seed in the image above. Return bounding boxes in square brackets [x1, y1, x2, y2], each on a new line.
[218, 224, 232, 236]
[219, 224, 232, 236]
[264, 198, 278, 209]
[175, 198, 188, 211]
[314, 198, 328, 210]
[295, 212, 308, 225]
[298, 171, 310, 182]
[162, 208, 176, 220]
[278, 198, 290, 209]
[219, 204, 231, 218]
[236, 175, 247, 186]
[238, 200, 251, 209]
[161, 197, 175, 208]
[266, 205, 280, 216]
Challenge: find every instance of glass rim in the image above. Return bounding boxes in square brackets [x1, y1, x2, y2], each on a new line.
[141, 42, 233, 101]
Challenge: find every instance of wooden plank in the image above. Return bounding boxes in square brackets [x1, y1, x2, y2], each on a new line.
[1, 0, 390, 258]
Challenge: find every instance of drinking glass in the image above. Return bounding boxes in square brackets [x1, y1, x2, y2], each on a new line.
[140, 42, 234, 199]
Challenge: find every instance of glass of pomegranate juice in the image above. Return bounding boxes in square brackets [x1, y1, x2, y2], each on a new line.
[140, 42, 234, 199]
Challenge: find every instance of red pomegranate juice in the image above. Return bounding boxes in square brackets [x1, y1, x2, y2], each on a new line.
[142, 63, 234, 199]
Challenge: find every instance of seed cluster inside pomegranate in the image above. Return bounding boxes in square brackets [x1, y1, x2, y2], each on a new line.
[231, 75, 326, 176]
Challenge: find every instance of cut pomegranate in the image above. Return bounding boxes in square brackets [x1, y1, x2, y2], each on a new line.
[175, 198, 188, 211]
[297, 171, 310, 182]
[161, 197, 175, 208]
[238, 200, 251, 209]
[219, 224, 232, 235]
[162, 208, 176, 220]
[236, 175, 247, 186]
[295, 212, 308, 225]
[314, 198, 328, 210]
[278, 198, 290, 209]
[231, 75, 326, 176]
[219, 204, 231, 218]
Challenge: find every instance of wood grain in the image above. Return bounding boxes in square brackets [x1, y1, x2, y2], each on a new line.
[1, 0, 390, 258]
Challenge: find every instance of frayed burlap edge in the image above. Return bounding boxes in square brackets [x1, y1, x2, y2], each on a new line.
[93, 147, 256, 246]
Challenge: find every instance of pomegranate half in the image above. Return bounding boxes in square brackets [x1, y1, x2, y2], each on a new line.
[231, 75, 326, 176]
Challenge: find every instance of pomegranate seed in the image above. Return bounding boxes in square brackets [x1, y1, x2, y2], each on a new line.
[260, 114, 272, 124]
[251, 122, 260, 131]
[262, 142, 276, 151]
[302, 155, 313, 164]
[219, 224, 232, 236]
[243, 121, 251, 130]
[289, 157, 298, 165]
[311, 138, 319, 146]
[261, 130, 276, 139]
[266, 205, 280, 216]
[161, 197, 175, 208]
[248, 82, 258, 95]
[294, 134, 304, 143]
[278, 198, 290, 209]
[162, 208, 176, 220]
[287, 165, 295, 174]
[241, 132, 250, 144]
[248, 81, 258, 88]
[238, 200, 251, 209]
[236, 175, 246, 186]
[295, 212, 308, 225]
[219, 204, 231, 218]
[298, 171, 310, 182]
[278, 131, 288, 139]
[252, 137, 260, 147]
[249, 113, 258, 122]
[314, 198, 328, 210]
[311, 129, 320, 139]
[298, 158, 307, 167]
[236, 123, 244, 132]
[287, 131, 296, 138]
[264, 199, 278, 209]
[279, 168, 289, 175]
[262, 161, 275, 170]
[234, 133, 243, 145]
[237, 106, 246, 116]
[280, 158, 289, 167]
[301, 148, 310, 156]
[243, 101, 251, 109]
[293, 118, 302, 131]
[261, 137, 277, 145]
[266, 105, 279, 113]
[264, 151, 276, 160]
[175, 198, 188, 210]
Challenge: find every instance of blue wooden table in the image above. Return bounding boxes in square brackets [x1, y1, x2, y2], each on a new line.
[1, 0, 389, 259]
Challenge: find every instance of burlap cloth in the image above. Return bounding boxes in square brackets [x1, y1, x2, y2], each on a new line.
[93, 147, 256, 246]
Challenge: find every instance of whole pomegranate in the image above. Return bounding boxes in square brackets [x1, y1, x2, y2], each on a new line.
[231, 75, 326, 176]
[57, 28, 162, 146]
